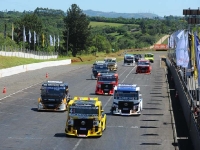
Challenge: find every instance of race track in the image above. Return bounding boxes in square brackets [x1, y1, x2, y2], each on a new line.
[0, 52, 176, 150]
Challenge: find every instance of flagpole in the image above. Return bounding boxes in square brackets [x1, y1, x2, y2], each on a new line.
[23, 26, 24, 52]
[12, 23, 14, 40]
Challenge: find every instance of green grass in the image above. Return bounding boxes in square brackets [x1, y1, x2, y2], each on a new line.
[90, 21, 125, 27]
[0, 56, 69, 69]
[0, 46, 168, 69]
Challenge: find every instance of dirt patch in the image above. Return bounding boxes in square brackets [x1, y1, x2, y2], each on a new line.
[71, 56, 95, 63]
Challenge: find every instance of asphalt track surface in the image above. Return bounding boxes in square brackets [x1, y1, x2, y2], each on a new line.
[0, 52, 176, 150]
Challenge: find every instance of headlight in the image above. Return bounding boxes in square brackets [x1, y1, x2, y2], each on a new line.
[93, 121, 99, 126]
[68, 119, 74, 125]
[38, 102, 43, 108]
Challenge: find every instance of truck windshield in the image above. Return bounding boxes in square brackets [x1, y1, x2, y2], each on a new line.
[114, 91, 138, 100]
[106, 59, 116, 62]
[125, 56, 133, 59]
[98, 76, 116, 82]
[41, 86, 65, 96]
[69, 107, 98, 115]
[138, 61, 149, 65]
[145, 54, 153, 57]
[94, 65, 108, 70]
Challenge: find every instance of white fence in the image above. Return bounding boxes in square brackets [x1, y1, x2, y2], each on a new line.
[0, 49, 58, 60]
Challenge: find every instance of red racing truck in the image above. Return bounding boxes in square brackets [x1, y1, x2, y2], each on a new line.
[136, 59, 152, 74]
[95, 72, 118, 95]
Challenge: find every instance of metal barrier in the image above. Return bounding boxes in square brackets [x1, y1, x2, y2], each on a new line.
[166, 54, 200, 150]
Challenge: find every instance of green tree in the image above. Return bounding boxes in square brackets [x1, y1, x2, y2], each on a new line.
[92, 35, 111, 53]
[63, 4, 91, 56]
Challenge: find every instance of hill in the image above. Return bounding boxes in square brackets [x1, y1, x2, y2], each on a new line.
[83, 9, 160, 19]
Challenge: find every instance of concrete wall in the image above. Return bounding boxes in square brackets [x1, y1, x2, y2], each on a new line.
[0, 59, 71, 78]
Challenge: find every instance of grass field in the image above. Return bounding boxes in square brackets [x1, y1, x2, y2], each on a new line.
[90, 21, 125, 27]
[0, 55, 70, 69]
[0, 49, 168, 69]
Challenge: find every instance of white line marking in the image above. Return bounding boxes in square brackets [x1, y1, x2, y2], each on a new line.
[121, 66, 136, 83]
[106, 126, 139, 129]
[118, 67, 129, 77]
[0, 68, 82, 101]
[0, 82, 42, 101]
[72, 139, 83, 150]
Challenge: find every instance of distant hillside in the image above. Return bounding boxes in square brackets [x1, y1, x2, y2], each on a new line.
[83, 9, 160, 19]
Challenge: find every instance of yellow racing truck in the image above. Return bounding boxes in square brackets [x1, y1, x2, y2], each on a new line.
[65, 96, 106, 137]
[104, 57, 118, 71]
[144, 53, 154, 63]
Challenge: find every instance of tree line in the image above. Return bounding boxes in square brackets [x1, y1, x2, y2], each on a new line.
[0, 4, 189, 57]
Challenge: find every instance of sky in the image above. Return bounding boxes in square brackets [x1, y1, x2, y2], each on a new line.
[0, 0, 199, 17]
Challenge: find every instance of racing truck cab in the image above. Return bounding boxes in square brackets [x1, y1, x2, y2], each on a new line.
[136, 59, 152, 74]
[124, 54, 135, 66]
[134, 54, 142, 63]
[104, 57, 117, 71]
[144, 53, 154, 63]
[38, 81, 70, 111]
[65, 96, 106, 137]
[91, 61, 110, 79]
[95, 72, 118, 95]
[111, 83, 143, 115]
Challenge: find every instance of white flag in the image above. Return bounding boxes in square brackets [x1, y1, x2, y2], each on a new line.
[23, 26, 26, 42]
[58, 35, 60, 47]
[175, 30, 189, 68]
[50, 35, 53, 46]
[29, 30, 31, 43]
[34, 31, 36, 44]
[169, 34, 174, 48]
[53, 35, 56, 46]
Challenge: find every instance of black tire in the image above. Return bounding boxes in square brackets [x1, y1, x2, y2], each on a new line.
[104, 120, 107, 131]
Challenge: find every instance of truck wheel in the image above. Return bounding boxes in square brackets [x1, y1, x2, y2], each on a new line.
[103, 120, 107, 131]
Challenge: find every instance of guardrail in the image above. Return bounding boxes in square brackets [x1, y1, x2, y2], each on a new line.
[166, 54, 200, 150]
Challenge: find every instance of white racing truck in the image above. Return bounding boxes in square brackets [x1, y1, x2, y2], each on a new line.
[124, 54, 135, 66]
[111, 83, 143, 115]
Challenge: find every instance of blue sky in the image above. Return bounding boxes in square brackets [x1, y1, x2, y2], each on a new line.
[0, 0, 199, 17]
